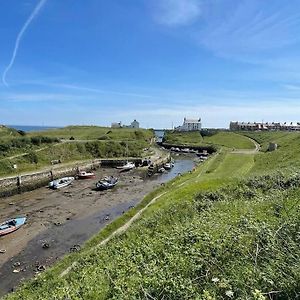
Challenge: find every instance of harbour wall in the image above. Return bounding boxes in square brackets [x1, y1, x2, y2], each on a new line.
[0, 158, 143, 198]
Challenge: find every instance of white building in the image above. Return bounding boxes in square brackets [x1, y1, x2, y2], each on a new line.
[176, 117, 202, 131]
[130, 119, 139, 129]
[111, 122, 122, 128]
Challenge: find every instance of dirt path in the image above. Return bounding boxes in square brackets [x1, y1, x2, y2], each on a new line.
[231, 136, 260, 154]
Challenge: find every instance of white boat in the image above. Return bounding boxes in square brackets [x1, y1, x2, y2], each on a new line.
[164, 163, 172, 170]
[49, 177, 75, 189]
[158, 167, 165, 173]
[116, 162, 135, 171]
[77, 171, 95, 179]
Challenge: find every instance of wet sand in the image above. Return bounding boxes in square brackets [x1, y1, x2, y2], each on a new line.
[0, 157, 195, 297]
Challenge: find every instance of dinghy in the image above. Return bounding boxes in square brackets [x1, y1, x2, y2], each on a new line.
[95, 176, 118, 191]
[0, 217, 26, 237]
[49, 177, 75, 189]
[77, 171, 95, 179]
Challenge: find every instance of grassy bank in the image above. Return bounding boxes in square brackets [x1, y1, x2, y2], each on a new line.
[163, 130, 255, 149]
[0, 126, 153, 177]
[4, 131, 300, 299]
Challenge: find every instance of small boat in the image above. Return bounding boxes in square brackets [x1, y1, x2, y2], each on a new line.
[77, 171, 95, 179]
[158, 167, 165, 173]
[95, 176, 118, 191]
[164, 163, 172, 170]
[0, 217, 26, 237]
[116, 162, 135, 171]
[49, 177, 75, 189]
[181, 148, 190, 153]
[147, 164, 155, 176]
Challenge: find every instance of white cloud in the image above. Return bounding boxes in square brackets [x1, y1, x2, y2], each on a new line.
[153, 0, 202, 26]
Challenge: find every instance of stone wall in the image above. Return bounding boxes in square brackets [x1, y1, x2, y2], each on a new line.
[0, 158, 142, 198]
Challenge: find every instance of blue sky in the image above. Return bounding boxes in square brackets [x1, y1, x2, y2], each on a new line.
[1, 0, 300, 128]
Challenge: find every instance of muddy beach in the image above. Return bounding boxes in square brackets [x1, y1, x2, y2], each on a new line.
[0, 157, 195, 297]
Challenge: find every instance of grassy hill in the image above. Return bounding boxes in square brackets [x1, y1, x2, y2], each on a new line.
[0, 126, 153, 177]
[4, 131, 300, 299]
[163, 130, 256, 149]
[27, 125, 153, 141]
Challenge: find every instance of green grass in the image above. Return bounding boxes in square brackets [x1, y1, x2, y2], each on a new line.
[163, 130, 256, 149]
[163, 130, 203, 145]
[4, 130, 300, 299]
[27, 125, 153, 141]
[0, 126, 154, 177]
[204, 132, 255, 149]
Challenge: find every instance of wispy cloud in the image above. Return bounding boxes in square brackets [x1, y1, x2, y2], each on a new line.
[2, 0, 47, 87]
[152, 0, 202, 27]
[198, 0, 300, 60]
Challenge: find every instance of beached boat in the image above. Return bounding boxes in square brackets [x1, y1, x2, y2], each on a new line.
[158, 167, 165, 173]
[116, 162, 135, 171]
[49, 177, 75, 189]
[77, 171, 95, 179]
[164, 162, 174, 170]
[0, 217, 26, 237]
[95, 176, 118, 191]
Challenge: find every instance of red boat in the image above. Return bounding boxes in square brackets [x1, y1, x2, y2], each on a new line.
[77, 171, 95, 179]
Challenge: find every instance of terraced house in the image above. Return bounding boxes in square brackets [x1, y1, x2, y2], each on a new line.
[230, 121, 300, 131]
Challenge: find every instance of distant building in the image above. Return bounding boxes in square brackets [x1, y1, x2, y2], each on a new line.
[111, 120, 140, 129]
[175, 117, 202, 131]
[111, 122, 122, 128]
[230, 121, 300, 131]
[130, 119, 139, 129]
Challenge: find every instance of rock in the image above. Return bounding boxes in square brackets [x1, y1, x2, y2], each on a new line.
[36, 265, 46, 272]
[0, 249, 6, 254]
[54, 222, 61, 226]
[13, 262, 21, 267]
[13, 269, 20, 273]
[42, 243, 50, 249]
[9, 203, 14, 206]
[70, 245, 81, 253]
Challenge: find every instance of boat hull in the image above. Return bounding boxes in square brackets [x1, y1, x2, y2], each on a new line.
[49, 177, 75, 189]
[0, 217, 26, 237]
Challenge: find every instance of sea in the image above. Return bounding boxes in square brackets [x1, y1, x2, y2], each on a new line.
[7, 125, 60, 132]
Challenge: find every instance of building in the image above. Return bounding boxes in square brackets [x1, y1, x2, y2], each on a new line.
[111, 122, 122, 128]
[130, 119, 139, 129]
[175, 117, 202, 131]
[230, 121, 300, 131]
[111, 120, 140, 129]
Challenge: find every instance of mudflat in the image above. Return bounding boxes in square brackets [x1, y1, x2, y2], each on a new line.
[0, 157, 195, 296]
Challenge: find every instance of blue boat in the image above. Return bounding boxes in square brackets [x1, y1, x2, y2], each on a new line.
[0, 217, 27, 237]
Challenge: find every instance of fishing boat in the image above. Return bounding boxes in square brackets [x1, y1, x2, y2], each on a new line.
[77, 171, 95, 179]
[0, 217, 26, 237]
[95, 176, 118, 191]
[116, 161, 135, 172]
[49, 177, 75, 189]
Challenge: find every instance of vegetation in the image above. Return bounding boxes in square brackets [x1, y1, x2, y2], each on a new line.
[0, 126, 153, 177]
[163, 130, 255, 149]
[26, 125, 153, 141]
[4, 130, 300, 299]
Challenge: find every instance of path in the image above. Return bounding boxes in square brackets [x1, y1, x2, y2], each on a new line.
[231, 136, 260, 154]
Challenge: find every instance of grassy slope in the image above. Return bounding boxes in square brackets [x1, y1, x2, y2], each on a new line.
[204, 132, 255, 149]
[163, 131, 203, 146]
[0, 126, 153, 177]
[4, 132, 300, 299]
[27, 126, 153, 141]
[164, 131, 255, 149]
